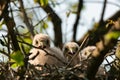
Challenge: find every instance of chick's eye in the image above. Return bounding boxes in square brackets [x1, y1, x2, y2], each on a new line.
[36, 41, 38, 45]
[46, 39, 49, 44]
[65, 47, 68, 51]
[75, 47, 78, 51]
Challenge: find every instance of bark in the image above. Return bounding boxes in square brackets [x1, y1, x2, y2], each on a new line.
[42, 5, 62, 48]
[0, 0, 8, 21]
[73, 0, 83, 41]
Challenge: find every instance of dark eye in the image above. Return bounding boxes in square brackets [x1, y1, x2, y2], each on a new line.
[46, 39, 49, 44]
[36, 40, 38, 45]
[65, 47, 68, 51]
[84, 52, 87, 55]
[75, 47, 78, 51]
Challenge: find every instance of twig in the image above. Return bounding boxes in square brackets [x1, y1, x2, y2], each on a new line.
[18, 0, 35, 39]
[66, 34, 89, 68]
[0, 49, 10, 58]
[34, 13, 50, 27]
[29, 51, 39, 60]
[73, 0, 83, 41]
[99, 0, 107, 23]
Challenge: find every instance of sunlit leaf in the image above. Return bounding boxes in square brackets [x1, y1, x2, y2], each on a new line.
[23, 38, 32, 44]
[0, 20, 4, 29]
[34, 0, 48, 7]
[43, 22, 48, 29]
[70, 2, 85, 14]
[71, 3, 78, 10]
[40, 25, 43, 32]
[11, 63, 19, 68]
[106, 20, 115, 28]
[40, 0, 48, 7]
[20, 43, 31, 54]
[10, 50, 24, 67]
[0, 25, 2, 30]
[47, 16, 51, 21]
[105, 31, 120, 40]
[34, 0, 39, 3]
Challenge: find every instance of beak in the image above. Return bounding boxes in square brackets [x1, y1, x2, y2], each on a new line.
[69, 48, 75, 55]
[39, 42, 46, 48]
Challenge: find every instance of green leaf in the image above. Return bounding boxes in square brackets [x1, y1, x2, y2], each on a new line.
[40, 26, 43, 32]
[10, 50, 24, 67]
[105, 31, 120, 40]
[0, 24, 2, 29]
[34, 0, 39, 3]
[106, 20, 114, 28]
[43, 22, 48, 29]
[11, 63, 19, 68]
[0, 20, 4, 29]
[40, 0, 48, 7]
[24, 38, 32, 44]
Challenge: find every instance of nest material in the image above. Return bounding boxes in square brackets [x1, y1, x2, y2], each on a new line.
[0, 61, 108, 80]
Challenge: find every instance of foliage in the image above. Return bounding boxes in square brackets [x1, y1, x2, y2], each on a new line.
[105, 31, 120, 40]
[10, 50, 24, 67]
[34, 0, 48, 7]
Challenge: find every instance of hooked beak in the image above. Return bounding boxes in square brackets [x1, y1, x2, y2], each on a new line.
[68, 49, 75, 55]
[38, 42, 46, 49]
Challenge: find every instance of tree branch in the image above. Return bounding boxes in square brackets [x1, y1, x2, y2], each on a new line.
[99, 0, 107, 23]
[42, 5, 63, 48]
[84, 17, 120, 80]
[85, 31, 119, 79]
[18, 0, 35, 39]
[73, 0, 83, 41]
[1, 0, 20, 51]
[77, 10, 120, 80]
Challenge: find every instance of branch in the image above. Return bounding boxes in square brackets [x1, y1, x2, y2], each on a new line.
[0, 49, 10, 58]
[84, 22, 120, 79]
[99, 0, 107, 23]
[73, 0, 83, 41]
[42, 5, 63, 48]
[77, 10, 120, 79]
[66, 34, 89, 68]
[0, 0, 8, 21]
[108, 10, 120, 21]
[85, 37, 118, 79]
[18, 0, 35, 39]
[1, 0, 20, 51]
[78, 10, 120, 46]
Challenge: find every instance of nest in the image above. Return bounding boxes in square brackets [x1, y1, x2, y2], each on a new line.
[0, 60, 108, 80]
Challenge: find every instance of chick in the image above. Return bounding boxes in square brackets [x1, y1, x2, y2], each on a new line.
[63, 42, 80, 66]
[81, 46, 96, 60]
[28, 33, 66, 70]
